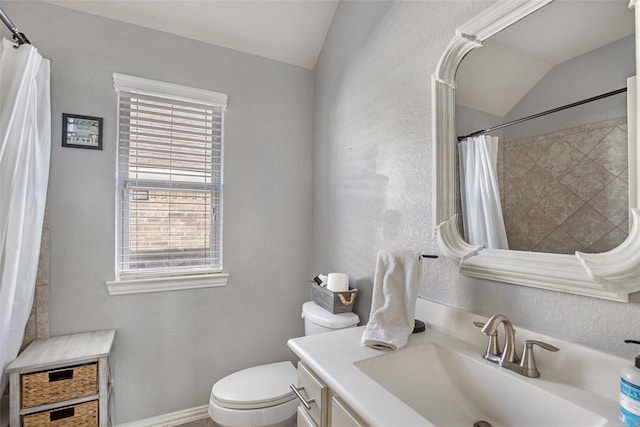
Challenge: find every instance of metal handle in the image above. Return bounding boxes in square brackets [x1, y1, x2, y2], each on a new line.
[524, 340, 559, 352]
[520, 340, 559, 378]
[474, 321, 501, 363]
[289, 384, 314, 410]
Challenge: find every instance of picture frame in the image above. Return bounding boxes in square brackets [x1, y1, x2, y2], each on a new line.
[62, 113, 103, 150]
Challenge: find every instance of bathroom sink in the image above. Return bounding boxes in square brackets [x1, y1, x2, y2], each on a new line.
[355, 344, 608, 427]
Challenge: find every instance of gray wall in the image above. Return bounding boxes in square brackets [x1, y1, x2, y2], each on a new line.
[456, 104, 504, 141]
[314, 0, 640, 361]
[6, 0, 640, 422]
[2, 1, 312, 423]
[502, 35, 634, 141]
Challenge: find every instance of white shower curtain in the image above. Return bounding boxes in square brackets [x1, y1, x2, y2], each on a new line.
[0, 38, 51, 393]
[458, 135, 509, 249]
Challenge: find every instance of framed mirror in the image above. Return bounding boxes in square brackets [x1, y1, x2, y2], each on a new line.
[432, 0, 640, 301]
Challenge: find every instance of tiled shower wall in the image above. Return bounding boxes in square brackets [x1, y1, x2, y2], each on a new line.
[499, 117, 628, 254]
[21, 196, 50, 349]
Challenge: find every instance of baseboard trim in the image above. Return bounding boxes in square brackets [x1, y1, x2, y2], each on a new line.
[117, 405, 209, 427]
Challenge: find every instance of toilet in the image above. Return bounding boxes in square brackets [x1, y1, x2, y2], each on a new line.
[208, 301, 360, 427]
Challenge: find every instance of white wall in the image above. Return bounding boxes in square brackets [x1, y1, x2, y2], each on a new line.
[313, 0, 640, 360]
[2, 1, 312, 423]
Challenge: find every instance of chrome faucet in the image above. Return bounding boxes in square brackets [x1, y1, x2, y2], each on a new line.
[480, 314, 519, 364]
[477, 314, 559, 378]
[473, 321, 501, 363]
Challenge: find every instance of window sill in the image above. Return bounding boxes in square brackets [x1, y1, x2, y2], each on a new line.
[105, 272, 229, 295]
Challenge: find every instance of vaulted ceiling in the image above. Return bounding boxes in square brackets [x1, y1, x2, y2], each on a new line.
[40, 0, 340, 70]
[456, 0, 634, 118]
[18, 1, 636, 101]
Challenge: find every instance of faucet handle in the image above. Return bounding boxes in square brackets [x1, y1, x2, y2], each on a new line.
[473, 321, 501, 363]
[520, 340, 559, 378]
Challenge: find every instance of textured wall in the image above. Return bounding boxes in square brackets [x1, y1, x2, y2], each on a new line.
[3, 1, 312, 423]
[313, 0, 640, 360]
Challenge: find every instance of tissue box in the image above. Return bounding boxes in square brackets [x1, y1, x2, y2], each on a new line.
[310, 283, 358, 314]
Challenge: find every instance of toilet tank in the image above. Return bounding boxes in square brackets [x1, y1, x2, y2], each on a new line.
[301, 301, 359, 335]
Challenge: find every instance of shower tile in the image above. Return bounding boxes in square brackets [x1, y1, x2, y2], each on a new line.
[519, 138, 554, 162]
[22, 313, 37, 351]
[517, 205, 557, 245]
[516, 165, 557, 203]
[620, 218, 630, 234]
[505, 220, 533, 251]
[538, 184, 584, 225]
[504, 140, 529, 164]
[562, 126, 614, 155]
[504, 187, 535, 223]
[37, 229, 49, 287]
[619, 168, 629, 184]
[588, 227, 629, 254]
[562, 204, 616, 248]
[588, 126, 628, 175]
[504, 148, 534, 182]
[35, 285, 49, 339]
[537, 139, 584, 179]
[560, 157, 615, 202]
[589, 177, 628, 226]
[501, 179, 514, 199]
[585, 117, 626, 130]
[540, 125, 585, 140]
[499, 117, 630, 255]
[533, 227, 585, 254]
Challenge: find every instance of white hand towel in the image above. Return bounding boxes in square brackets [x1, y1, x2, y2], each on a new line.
[362, 250, 422, 351]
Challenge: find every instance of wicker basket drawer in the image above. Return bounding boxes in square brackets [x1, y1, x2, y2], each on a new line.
[23, 400, 98, 427]
[22, 363, 98, 409]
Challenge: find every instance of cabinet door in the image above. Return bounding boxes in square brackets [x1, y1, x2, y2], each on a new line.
[330, 396, 365, 427]
[297, 406, 317, 427]
[297, 362, 327, 427]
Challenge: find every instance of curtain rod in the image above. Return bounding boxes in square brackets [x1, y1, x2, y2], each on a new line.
[0, 7, 30, 46]
[457, 87, 628, 142]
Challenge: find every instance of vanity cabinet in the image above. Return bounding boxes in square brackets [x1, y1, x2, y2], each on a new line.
[294, 362, 364, 427]
[329, 395, 364, 427]
[295, 362, 327, 427]
[6, 330, 116, 427]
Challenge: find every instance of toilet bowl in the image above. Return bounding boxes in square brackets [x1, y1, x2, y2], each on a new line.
[208, 362, 299, 427]
[208, 301, 359, 427]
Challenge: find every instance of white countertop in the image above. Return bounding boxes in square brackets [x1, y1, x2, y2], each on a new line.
[288, 299, 625, 427]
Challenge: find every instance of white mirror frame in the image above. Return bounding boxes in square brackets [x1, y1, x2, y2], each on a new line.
[432, 0, 640, 302]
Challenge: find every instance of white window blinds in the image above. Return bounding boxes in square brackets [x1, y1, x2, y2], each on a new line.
[114, 74, 227, 277]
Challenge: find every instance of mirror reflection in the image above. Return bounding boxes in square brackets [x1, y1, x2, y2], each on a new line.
[455, 0, 635, 255]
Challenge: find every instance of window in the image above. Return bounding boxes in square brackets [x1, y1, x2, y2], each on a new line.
[108, 74, 228, 294]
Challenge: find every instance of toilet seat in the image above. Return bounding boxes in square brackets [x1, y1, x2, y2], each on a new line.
[211, 361, 297, 410]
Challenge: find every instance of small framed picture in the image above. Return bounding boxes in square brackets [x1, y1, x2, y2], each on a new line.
[62, 113, 103, 150]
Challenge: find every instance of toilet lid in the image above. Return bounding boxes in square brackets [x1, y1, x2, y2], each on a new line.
[211, 361, 297, 410]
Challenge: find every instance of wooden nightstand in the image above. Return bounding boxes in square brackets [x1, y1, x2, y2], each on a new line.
[6, 330, 116, 427]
